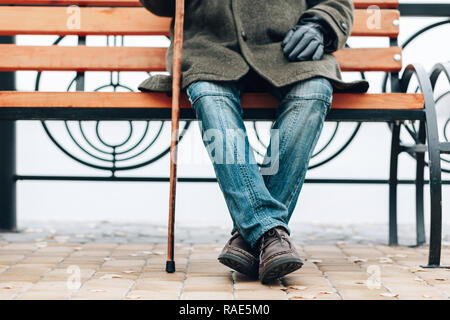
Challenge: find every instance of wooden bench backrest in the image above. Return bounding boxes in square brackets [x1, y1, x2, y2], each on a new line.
[0, 0, 402, 74]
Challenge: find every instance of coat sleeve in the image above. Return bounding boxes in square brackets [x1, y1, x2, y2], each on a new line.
[139, 0, 175, 17]
[301, 0, 354, 52]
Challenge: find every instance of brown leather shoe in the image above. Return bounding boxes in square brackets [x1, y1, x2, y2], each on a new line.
[258, 227, 303, 284]
[218, 231, 259, 278]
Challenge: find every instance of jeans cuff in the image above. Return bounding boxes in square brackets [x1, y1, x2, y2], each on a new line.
[245, 218, 291, 249]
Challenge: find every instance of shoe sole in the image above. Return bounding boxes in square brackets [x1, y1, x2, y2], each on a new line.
[218, 252, 258, 279]
[260, 257, 303, 284]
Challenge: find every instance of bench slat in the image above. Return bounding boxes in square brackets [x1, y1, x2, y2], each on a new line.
[0, 0, 399, 8]
[0, 92, 424, 110]
[0, 45, 402, 72]
[0, 7, 399, 37]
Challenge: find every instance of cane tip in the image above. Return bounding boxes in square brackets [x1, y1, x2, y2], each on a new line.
[166, 260, 176, 273]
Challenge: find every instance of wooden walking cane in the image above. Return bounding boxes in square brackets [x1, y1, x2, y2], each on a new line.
[166, 0, 185, 273]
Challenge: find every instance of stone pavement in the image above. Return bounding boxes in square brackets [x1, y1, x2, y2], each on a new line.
[0, 241, 449, 300]
[2, 221, 449, 246]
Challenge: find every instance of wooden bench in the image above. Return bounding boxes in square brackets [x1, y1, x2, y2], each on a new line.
[0, 0, 447, 268]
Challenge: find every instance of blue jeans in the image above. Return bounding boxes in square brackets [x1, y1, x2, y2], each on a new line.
[186, 77, 332, 248]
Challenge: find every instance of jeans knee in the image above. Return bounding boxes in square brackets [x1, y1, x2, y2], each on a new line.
[279, 77, 333, 106]
[186, 80, 241, 107]
[186, 81, 243, 121]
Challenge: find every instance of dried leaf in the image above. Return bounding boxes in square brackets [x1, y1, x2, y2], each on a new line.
[380, 292, 399, 298]
[319, 291, 333, 295]
[308, 259, 322, 264]
[354, 280, 366, 285]
[435, 278, 447, 281]
[1, 285, 13, 290]
[348, 256, 367, 263]
[288, 285, 307, 291]
[409, 267, 426, 273]
[378, 257, 394, 264]
[292, 294, 316, 299]
[35, 241, 47, 248]
[100, 274, 122, 280]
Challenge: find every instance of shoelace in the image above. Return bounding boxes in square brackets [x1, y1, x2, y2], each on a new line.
[259, 229, 290, 253]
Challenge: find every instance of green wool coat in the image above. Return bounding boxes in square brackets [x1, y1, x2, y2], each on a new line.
[138, 0, 369, 93]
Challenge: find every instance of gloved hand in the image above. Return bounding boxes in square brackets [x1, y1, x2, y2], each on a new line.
[281, 20, 326, 62]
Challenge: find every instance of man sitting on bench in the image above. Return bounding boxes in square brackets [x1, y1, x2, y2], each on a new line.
[139, 0, 368, 283]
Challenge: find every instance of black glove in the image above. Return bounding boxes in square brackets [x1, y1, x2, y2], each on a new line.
[282, 16, 331, 62]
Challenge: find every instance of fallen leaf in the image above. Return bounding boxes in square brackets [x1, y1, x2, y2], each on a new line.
[348, 256, 367, 263]
[380, 293, 399, 298]
[100, 274, 122, 280]
[319, 291, 333, 295]
[308, 259, 322, 264]
[1, 285, 13, 290]
[435, 278, 447, 281]
[409, 267, 426, 273]
[288, 285, 307, 291]
[378, 257, 394, 264]
[354, 280, 366, 285]
[292, 294, 316, 299]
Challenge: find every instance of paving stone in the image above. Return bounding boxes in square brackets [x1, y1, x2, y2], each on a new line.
[0, 238, 448, 300]
[234, 290, 287, 300]
[0, 281, 33, 297]
[125, 290, 179, 300]
[133, 279, 183, 291]
[181, 291, 233, 300]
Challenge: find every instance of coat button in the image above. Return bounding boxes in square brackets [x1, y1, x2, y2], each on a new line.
[340, 22, 348, 31]
[241, 31, 247, 41]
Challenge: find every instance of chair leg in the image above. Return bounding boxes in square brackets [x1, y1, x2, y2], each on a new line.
[423, 112, 444, 267]
[389, 121, 401, 246]
[415, 120, 426, 246]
